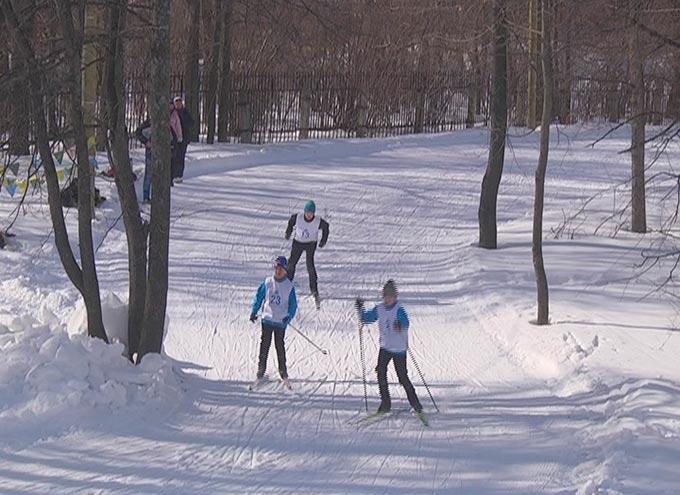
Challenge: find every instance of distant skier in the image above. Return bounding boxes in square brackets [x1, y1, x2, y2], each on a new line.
[284, 200, 329, 309]
[249, 256, 298, 389]
[355, 280, 423, 416]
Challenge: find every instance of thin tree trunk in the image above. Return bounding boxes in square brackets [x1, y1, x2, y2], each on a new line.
[205, 0, 222, 144]
[3, 0, 86, 296]
[104, 0, 147, 359]
[217, 0, 233, 142]
[478, 0, 508, 249]
[629, 0, 646, 233]
[533, 0, 552, 326]
[7, 0, 34, 156]
[55, 0, 107, 342]
[527, 0, 539, 129]
[137, 0, 172, 361]
[184, 0, 201, 143]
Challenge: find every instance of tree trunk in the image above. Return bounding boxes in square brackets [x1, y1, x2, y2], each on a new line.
[527, 0, 539, 129]
[7, 0, 34, 156]
[205, 0, 223, 144]
[137, 0, 172, 361]
[478, 0, 508, 249]
[104, 0, 147, 359]
[3, 0, 86, 300]
[184, 0, 201, 143]
[533, 0, 552, 326]
[55, 0, 107, 342]
[629, 0, 646, 233]
[217, 0, 233, 142]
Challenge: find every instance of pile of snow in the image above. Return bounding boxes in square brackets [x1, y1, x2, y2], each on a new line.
[0, 308, 182, 440]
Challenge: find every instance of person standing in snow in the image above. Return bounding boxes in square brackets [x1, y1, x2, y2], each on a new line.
[169, 102, 183, 186]
[171, 96, 193, 184]
[249, 256, 298, 388]
[284, 200, 329, 308]
[135, 118, 153, 203]
[355, 280, 423, 415]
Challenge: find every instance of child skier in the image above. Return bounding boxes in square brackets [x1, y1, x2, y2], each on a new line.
[250, 256, 298, 389]
[284, 200, 329, 309]
[355, 280, 424, 419]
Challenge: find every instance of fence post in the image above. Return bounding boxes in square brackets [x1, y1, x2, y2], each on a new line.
[466, 73, 476, 128]
[238, 89, 252, 144]
[414, 73, 424, 133]
[299, 75, 311, 139]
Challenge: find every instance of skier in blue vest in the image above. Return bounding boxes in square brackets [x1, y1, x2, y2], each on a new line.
[355, 280, 423, 415]
[250, 256, 298, 389]
[285, 200, 329, 309]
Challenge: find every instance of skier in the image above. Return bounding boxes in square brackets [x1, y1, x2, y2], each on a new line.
[355, 280, 424, 418]
[249, 256, 298, 389]
[284, 200, 329, 309]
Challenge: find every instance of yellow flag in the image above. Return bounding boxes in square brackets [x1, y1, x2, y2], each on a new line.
[57, 169, 65, 182]
[18, 180, 27, 193]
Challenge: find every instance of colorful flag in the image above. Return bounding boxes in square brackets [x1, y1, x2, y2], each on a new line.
[57, 169, 65, 182]
[8, 161, 20, 176]
[54, 149, 64, 165]
[6, 180, 17, 197]
[18, 180, 27, 194]
[89, 156, 98, 169]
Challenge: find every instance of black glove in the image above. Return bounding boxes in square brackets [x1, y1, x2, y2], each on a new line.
[249, 314, 258, 323]
[318, 240, 326, 248]
[354, 297, 364, 312]
[285, 234, 290, 240]
[282, 316, 290, 325]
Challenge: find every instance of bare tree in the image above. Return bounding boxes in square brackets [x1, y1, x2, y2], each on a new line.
[204, 0, 222, 144]
[183, 0, 201, 143]
[103, 0, 148, 359]
[479, 0, 508, 249]
[532, 0, 553, 325]
[137, 0, 172, 362]
[217, 0, 233, 142]
[629, 0, 647, 233]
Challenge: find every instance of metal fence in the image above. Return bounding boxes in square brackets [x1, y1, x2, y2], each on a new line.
[121, 69, 487, 147]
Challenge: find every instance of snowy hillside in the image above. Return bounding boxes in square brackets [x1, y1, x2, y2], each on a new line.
[1, 125, 679, 494]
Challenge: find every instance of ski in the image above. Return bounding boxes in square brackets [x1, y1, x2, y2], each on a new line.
[416, 411, 430, 427]
[248, 376, 270, 391]
[353, 408, 407, 427]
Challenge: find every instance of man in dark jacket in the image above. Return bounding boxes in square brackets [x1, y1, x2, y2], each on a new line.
[172, 96, 193, 183]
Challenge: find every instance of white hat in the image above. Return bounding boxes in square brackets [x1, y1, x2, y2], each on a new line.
[173, 96, 183, 102]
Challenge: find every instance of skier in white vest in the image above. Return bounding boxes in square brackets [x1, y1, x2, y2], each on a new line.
[250, 256, 298, 389]
[355, 280, 423, 414]
[284, 200, 329, 309]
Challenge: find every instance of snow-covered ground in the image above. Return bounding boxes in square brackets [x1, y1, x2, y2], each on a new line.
[1, 125, 679, 494]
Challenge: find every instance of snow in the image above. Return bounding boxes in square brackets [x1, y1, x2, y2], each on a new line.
[1, 124, 679, 493]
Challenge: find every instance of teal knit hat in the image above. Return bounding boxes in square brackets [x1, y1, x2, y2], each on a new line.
[304, 200, 316, 214]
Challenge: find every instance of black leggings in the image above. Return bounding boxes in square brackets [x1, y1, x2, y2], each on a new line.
[257, 322, 287, 379]
[375, 348, 422, 412]
[287, 240, 318, 294]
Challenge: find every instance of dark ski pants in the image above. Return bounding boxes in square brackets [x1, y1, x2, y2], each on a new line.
[257, 321, 288, 379]
[376, 348, 422, 413]
[143, 147, 153, 201]
[287, 240, 318, 295]
[171, 142, 186, 179]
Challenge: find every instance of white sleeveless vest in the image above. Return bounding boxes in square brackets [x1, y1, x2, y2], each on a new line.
[294, 213, 320, 243]
[377, 302, 408, 352]
[262, 276, 294, 323]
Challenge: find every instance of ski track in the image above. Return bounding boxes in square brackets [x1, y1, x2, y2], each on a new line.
[2, 128, 680, 493]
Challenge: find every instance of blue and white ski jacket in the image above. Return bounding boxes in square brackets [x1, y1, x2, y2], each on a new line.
[359, 301, 410, 354]
[251, 276, 297, 329]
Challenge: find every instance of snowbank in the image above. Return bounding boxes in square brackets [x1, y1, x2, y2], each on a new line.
[0, 309, 182, 441]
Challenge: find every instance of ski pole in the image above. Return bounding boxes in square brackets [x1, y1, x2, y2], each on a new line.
[287, 323, 329, 355]
[358, 322, 369, 412]
[408, 348, 440, 413]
